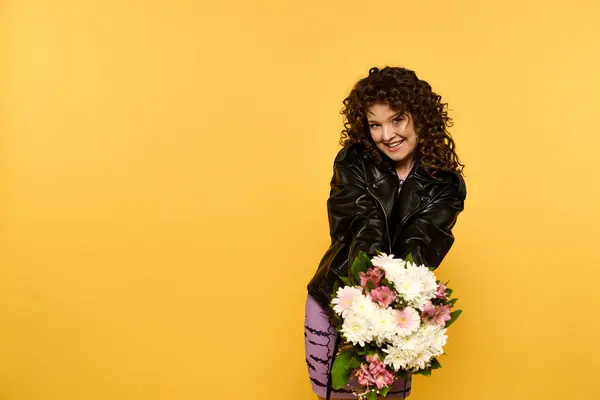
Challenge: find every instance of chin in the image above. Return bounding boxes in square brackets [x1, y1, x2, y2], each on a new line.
[386, 152, 408, 163]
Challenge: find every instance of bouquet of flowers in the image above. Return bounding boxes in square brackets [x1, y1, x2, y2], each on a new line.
[330, 251, 462, 399]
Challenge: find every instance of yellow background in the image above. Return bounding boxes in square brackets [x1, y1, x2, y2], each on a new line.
[2, 1, 599, 399]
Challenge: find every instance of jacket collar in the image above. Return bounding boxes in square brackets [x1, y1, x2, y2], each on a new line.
[368, 147, 436, 182]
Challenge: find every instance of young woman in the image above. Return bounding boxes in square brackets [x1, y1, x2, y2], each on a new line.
[305, 66, 466, 399]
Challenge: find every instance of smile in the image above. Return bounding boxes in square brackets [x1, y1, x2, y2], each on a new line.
[385, 139, 405, 151]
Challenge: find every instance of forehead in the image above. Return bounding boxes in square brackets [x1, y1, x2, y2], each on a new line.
[366, 103, 404, 120]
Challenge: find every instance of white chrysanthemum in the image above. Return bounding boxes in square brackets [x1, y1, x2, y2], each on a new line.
[393, 329, 420, 351]
[369, 306, 397, 344]
[422, 323, 448, 353]
[378, 258, 406, 276]
[381, 343, 410, 371]
[382, 260, 437, 310]
[371, 253, 396, 268]
[341, 312, 373, 347]
[349, 293, 378, 319]
[412, 351, 433, 370]
[383, 323, 448, 371]
[331, 286, 363, 317]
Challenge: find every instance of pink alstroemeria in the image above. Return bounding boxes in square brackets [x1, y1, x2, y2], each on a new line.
[366, 354, 384, 373]
[369, 286, 397, 307]
[359, 267, 384, 289]
[421, 300, 436, 321]
[435, 282, 449, 300]
[374, 369, 394, 389]
[356, 364, 376, 388]
[370, 363, 386, 376]
[422, 300, 452, 327]
[361, 354, 395, 390]
[434, 304, 452, 327]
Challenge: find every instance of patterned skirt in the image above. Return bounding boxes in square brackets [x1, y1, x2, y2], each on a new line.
[304, 293, 412, 399]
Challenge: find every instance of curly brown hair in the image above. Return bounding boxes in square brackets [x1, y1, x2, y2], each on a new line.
[340, 66, 464, 174]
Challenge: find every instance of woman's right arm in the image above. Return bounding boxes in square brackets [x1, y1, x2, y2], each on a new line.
[327, 151, 387, 266]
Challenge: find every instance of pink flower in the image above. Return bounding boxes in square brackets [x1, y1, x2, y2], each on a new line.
[374, 369, 394, 389]
[369, 286, 397, 307]
[370, 361, 386, 376]
[362, 354, 394, 390]
[436, 283, 448, 300]
[366, 353, 380, 364]
[421, 300, 436, 320]
[331, 286, 363, 317]
[434, 304, 452, 327]
[366, 354, 385, 374]
[359, 267, 384, 289]
[394, 307, 420, 336]
[422, 301, 452, 327]
[356, 364, 376, 388]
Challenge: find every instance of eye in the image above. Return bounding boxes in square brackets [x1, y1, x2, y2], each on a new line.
[369, 123, 380, 129]
[393, 115, 405, 123]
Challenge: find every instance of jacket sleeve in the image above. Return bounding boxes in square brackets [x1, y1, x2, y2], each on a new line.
[392, 174, 466, 269]
[327, 156, 388, 267]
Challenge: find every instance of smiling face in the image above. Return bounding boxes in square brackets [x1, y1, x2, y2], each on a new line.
[366, 103, 418, 169]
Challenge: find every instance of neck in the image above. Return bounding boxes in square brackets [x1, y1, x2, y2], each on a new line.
[396, 156, 415, 180]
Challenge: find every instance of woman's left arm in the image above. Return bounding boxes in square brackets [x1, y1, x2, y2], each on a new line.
[392, 174, 466, 269]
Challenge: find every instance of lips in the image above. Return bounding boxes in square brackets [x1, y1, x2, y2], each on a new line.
[385, 138, 405, 152]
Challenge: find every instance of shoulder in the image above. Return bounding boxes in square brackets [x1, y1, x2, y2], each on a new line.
[430, 169, 467, 200]
[328, 143, 373, 185]
[332, 143, 370, 168]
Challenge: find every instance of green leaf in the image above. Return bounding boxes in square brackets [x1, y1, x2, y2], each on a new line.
[446, 288, 453, 297]
[447, 298, 458, 307]
[356, 347, 368, 356]
[332, 279, 340, 299]
[431, 298, 444, 306]
[404, 253, 414, 264]
[445, 309, 463, 328]
[349, 355, 362, 368]
[350, 251, 370, 282]
[429, 358, 442, 369]
[397, 370, 409, 380]
[366, 390, 378, 400]
[331, 348, 355, 389]
[340, 276, 351, 286]
[414, 368, 432, 376]
[380, 386, 391, 396]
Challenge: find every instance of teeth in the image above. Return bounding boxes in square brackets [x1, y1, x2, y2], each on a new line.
[387, 141, 403, 148]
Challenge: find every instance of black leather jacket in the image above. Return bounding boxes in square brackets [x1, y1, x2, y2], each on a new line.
[306, 143, 466, 311]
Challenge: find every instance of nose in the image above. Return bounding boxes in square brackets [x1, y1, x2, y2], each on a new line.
[381, 124, 395, 141]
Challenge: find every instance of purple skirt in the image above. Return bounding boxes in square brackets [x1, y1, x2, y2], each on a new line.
[304, 293, 412, 399]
